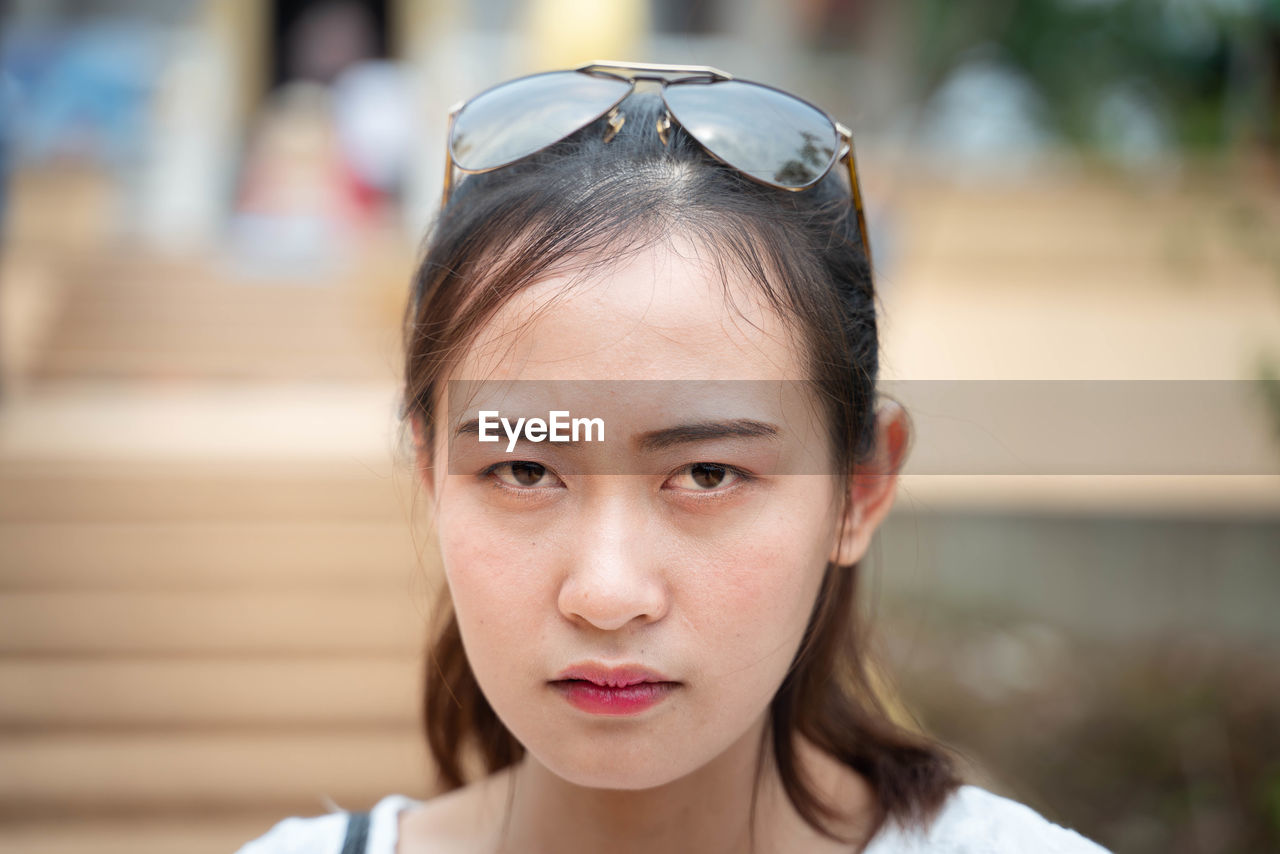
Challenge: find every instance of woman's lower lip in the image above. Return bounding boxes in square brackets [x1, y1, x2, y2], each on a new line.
[550, 680, 678, 715]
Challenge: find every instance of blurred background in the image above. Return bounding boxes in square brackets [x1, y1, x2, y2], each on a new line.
[1, 0, 1278, 852]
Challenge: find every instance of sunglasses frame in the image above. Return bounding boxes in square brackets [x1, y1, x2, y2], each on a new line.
[440, 59, 873, 273]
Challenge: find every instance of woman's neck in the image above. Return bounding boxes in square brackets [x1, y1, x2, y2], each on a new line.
[493, 718, 878, 854]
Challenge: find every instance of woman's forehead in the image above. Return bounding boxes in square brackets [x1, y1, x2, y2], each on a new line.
[449, 239, 808, 384]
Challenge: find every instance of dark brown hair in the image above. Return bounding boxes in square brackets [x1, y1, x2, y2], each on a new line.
[399, 88, 960, 848]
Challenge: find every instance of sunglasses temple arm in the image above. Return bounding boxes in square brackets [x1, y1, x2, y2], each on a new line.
[841, 132, 874, 277]
[441, 152, 454, 209]
[440, 106, 461, 210]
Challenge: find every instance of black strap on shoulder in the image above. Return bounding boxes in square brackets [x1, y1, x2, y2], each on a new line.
[340, 810, 372, 854]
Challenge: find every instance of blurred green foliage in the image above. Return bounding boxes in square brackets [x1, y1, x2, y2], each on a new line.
[909, 0, 1277, 153]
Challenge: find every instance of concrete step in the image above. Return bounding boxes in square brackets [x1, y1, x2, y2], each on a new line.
[0, 591, 427, 655]
[0, 459, 412, 523]
[0, 730, 428, 815]
[0, 656, 420, 729]
[0, 521, 428, 591]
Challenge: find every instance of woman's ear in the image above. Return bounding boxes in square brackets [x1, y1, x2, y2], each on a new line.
[829, 398, 912, 566]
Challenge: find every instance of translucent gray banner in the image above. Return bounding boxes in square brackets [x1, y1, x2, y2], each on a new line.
[441, 380, 1280, 475]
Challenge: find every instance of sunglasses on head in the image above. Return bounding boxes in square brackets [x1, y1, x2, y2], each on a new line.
[440, 60, 873, 274]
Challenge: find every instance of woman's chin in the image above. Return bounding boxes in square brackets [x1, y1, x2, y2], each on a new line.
[533, 746, 695, 791]
[554, 767, 685, 791]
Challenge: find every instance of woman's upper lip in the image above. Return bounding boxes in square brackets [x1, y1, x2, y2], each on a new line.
[553, 661, 676, 687]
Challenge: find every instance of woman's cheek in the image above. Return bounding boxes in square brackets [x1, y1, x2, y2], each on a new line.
[701, 503, 826, 616]
[439, 509, 547, 640]
[686, 533, 819, 673]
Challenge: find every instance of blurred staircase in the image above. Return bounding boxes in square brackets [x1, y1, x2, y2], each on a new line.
[0, 215, 438, 852]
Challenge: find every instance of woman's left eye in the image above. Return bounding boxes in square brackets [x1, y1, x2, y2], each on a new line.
[666, 463, 747, 492]
[486, 461, 564, 489]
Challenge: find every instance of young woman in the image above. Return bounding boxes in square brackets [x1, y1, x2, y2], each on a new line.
[238, 61, 1111, 854]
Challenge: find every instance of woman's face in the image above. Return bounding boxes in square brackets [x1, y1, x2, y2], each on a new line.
[423, 239, 855, 790]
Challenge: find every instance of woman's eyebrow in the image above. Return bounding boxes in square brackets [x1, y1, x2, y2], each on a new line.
[449, 416, 781, 449]
[452, 418, 485, 439]
[634, 419, 780, 452]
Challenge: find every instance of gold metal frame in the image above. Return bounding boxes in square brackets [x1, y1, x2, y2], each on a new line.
[439, 60, 873, 273]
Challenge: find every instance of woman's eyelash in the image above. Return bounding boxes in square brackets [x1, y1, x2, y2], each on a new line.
[665, 463, 755, 495]
[479, 461, 563, 494]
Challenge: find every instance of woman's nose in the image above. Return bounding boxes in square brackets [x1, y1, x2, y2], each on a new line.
[556, 498, 669, 632]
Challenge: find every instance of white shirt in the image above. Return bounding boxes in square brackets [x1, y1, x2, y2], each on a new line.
[235, 785, 1112, 853]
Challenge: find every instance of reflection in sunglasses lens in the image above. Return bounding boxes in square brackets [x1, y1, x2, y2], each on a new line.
[451, 71, 632, 171]
[663, 80, 839, 188]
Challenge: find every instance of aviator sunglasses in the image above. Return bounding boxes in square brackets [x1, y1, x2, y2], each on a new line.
[440, 60, 874, 273]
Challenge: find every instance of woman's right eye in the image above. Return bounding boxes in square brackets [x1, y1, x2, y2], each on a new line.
[486, 461, 564, 489]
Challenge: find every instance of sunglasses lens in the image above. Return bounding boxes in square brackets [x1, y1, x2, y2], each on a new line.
[663, 80, 840, 188]
[450, 71, 632, 172]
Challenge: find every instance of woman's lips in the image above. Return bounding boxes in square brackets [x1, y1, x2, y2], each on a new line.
[550, 662, 679, 716]
[550, 680, 678, 715]
[553, 662, 673, 686]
